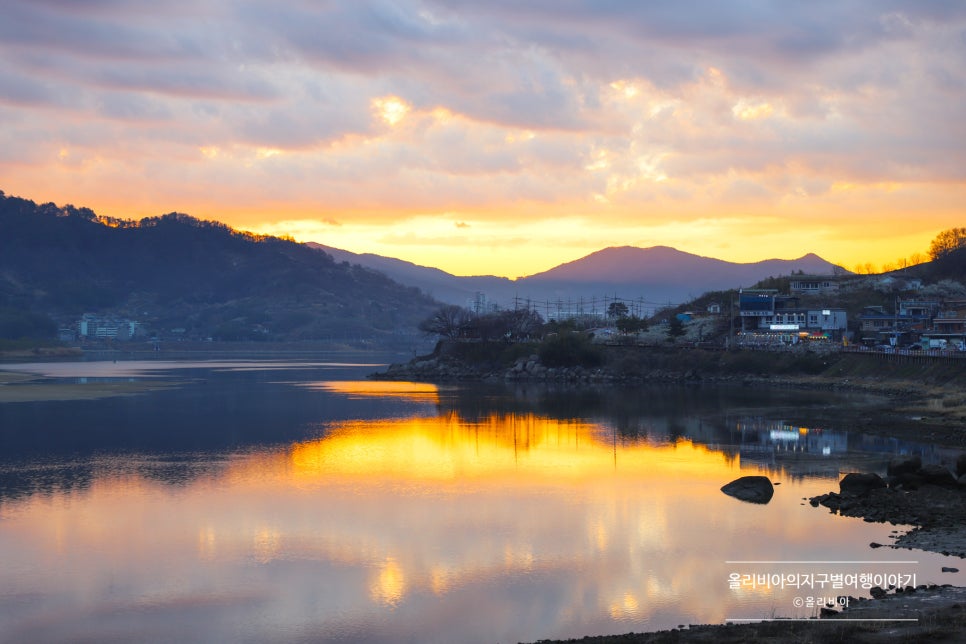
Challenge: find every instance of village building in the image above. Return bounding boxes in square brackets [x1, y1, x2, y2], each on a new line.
[737, 289, 848, 345]
[788, 274, 847, 296]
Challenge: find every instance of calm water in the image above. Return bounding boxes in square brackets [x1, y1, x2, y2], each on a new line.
[0, 358, 963, 643]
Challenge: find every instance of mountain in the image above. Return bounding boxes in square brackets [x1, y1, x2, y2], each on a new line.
[0, 191, 440, 346]
[307, 243, 513, 306]
[526, 246, 838, 285]
[305, 243, 847, 313]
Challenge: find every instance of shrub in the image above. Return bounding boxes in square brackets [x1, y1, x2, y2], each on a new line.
[538, 331, 604, 368]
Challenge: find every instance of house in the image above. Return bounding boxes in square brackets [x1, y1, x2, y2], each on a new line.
[858, 306, 899, 345]
[898, 299, 940, 321]
[928, 299, 966, 348]
[789, 275, 846, 296]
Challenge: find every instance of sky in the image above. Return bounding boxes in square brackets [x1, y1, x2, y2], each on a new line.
[1, 1, 964, 278]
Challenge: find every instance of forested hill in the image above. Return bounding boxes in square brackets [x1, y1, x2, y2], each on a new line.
[0, 191, 440, 345]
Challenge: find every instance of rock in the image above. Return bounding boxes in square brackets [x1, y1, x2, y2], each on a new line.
[917, 464, 957, 487]
[887, 455, 921, 477]
[839, 472, 887, 496]
[720, 476, 774, 504]
[957, 453, 966, 478]
[958, 473, 966, 488]
[889, 472, 924, 490]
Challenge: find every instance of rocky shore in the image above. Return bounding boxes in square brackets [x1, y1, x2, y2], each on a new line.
[528, 462, 966, 644]
[527, 585, 966, 643]
[809, 456, 966, 558]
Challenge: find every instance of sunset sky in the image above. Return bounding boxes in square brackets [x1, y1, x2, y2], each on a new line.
[2, 1, 964, 277]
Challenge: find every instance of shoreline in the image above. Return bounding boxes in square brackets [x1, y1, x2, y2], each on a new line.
[524, 585, 966, 643]
[372, 341, 966, 447]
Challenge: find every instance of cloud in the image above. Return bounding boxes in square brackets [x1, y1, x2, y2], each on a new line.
[1, 0, 964, 274]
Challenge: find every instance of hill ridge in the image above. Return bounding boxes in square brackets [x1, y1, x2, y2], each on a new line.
[0, 190, 440, 346]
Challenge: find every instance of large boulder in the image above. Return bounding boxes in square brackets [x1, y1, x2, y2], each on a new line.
[887, 456, 921, 477]
[839, 472, 887, 496]
[721, 476, 774, 504]
[918, 464, 957, 487]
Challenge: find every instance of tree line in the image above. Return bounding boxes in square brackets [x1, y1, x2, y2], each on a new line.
[418, 301, 659, 343]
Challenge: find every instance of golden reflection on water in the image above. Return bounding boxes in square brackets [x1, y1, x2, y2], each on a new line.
[197, 525, 217, 560]
[136, 405, 744, 620]
[298, 380, 443, 403]
[265, 409, 740, 614]
[2, 383, 910, 641]
[253, 526, 282, 563]
[370, 556, 407, 606]
[184, 402, 751, 617]
[609, 591, 640, 619]
[286, 412, 734, 484]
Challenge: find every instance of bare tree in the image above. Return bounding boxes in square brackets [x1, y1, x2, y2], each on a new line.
[418, 305, 472, 339]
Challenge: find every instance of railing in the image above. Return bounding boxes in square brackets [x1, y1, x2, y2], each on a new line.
[841, 345, 966, 359]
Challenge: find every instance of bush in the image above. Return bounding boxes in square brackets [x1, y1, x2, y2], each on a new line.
[538, 331, 604, 368]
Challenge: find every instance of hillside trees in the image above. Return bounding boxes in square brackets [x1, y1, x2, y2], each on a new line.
[666, 316, 686, 340]
[928, 228, 966, 260]
[607, 301, 629, 318]
[616, 315, 648, 334]
[0, 191, 441, 343]
[419, 306, 544, 341]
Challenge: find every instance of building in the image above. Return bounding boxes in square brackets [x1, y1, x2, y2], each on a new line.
[858, 306, 899, 345]
[898, 299, 940, 321]
[927, 299, 966, 349]
[855, 299, 944, 346]
[789, 275, 846, 296]
[76, 314, 141, 341]
[738, 289, 847, 344]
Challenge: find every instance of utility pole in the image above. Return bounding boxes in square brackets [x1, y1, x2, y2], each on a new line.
[729, 292, 735, 350]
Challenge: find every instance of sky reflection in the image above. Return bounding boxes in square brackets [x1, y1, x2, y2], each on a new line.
[0, 379, 959, 643]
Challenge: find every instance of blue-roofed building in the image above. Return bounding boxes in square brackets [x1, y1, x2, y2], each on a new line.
[738, 288, 847, 344]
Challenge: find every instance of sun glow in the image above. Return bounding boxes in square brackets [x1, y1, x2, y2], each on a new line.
[372, 95, 411, 126]
[732, 99, 774, 121]
[609, 80, 641, 99]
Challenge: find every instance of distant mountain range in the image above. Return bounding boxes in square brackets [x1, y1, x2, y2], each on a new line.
[308, 243, 847, 313]
[0, 187, 853, 347]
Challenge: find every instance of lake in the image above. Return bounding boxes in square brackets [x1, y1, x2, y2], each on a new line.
[0, 357, 963, 643]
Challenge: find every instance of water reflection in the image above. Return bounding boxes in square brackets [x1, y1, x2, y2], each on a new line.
[300, 380, 445, 403]
[0, 374, 963, 643]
